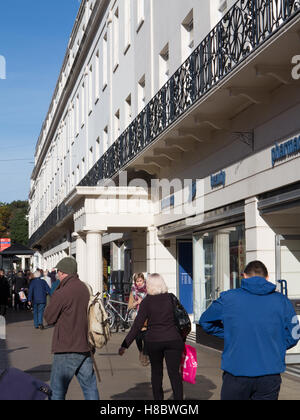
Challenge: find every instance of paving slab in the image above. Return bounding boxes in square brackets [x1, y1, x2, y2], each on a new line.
[0, 309, 299, 400]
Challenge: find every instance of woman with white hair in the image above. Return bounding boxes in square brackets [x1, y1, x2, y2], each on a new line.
[119, 273, 184, 400]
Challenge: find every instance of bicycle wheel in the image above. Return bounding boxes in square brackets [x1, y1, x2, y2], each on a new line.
[106, 308, 115, 331]
[126, 309, 136, 329]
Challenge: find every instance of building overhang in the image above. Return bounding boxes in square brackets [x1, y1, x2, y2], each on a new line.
[29, 1, 300, 247]
[65, 186, 154, 233]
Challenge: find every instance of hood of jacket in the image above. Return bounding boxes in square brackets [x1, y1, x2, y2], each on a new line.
[241, 276, 276, 296]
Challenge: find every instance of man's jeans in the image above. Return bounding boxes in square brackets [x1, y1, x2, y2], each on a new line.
[33, 304, 46, 328]
[50, 353, 100, 400]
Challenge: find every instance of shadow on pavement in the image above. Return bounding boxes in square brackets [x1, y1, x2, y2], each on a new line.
[24, 364, 52, 382]
[0, 339, 9, 371]
[4, 309, 33, 325]
[110, 374, 217, 401]
[111, 381, 153, 400]
[184, 374, 217, 400]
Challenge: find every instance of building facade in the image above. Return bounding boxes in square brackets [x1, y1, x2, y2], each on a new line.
[29, 0, 300, 348]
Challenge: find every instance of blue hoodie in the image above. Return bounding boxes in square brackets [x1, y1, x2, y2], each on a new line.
[199, 277, 300, 377]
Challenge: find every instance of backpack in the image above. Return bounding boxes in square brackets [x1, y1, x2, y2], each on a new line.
[85, 284, 111, 350]
[169, 293, 191, 339]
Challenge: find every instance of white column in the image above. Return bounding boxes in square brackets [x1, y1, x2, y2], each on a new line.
[193, 234, 206, 320]
[86, 230, 104, 294]
[146, 226, 157, 274]
[74, 233, 87, 283]
[214, 229, 231, 293]
[245, 197, 276, 282]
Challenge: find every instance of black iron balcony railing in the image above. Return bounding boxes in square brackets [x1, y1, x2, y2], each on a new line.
[28, 0, 300, 247]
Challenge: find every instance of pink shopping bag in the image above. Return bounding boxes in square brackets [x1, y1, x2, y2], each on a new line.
[180, 344, 198, 384]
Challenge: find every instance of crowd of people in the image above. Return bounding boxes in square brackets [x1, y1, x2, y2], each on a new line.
[0, 268, 59, 321]
[1, 258, 300, 401]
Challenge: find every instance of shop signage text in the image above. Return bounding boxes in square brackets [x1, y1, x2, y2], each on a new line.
[211, 170, 226, 189]
[161, 194, 175, 210]
[271, 134, 300, 167]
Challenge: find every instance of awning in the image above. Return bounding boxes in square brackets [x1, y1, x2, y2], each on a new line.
[0, 243, 34, 256]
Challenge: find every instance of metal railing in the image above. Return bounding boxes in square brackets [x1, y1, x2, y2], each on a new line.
[29, 0, 300, 247]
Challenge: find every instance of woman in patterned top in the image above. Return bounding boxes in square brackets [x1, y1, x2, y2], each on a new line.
[127, 273, 149, 366]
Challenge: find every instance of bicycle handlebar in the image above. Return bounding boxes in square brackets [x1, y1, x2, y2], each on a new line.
[103, 292, 128, 306]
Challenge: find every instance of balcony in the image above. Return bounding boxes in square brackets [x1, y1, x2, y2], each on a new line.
[29, 0, 300, 247]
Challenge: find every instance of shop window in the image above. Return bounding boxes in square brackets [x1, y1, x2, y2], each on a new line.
[181, 10, 194, 61]
[159, 43, 169, 88]
[138, 75, 146, 112]
[193, 224, 245, 320]
[113, 8, 119, 71]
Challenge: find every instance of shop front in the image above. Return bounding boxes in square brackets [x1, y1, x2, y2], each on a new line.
[259, 183, 300, 362]
[193, 222, 245, 348]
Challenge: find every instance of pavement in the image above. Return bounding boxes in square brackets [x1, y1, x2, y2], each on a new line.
[0, 309, 300, 400]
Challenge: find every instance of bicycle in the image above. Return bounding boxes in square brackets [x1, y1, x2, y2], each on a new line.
[103, 293, 136, 333]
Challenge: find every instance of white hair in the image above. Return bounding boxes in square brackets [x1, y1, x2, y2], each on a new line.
[33, 271, 41, 278]
[146, 273, 168, 296]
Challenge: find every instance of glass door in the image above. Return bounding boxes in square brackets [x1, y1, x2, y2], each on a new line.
[178, 241, 193, 314]
[276, 235, 300, 299]
[276, 235, 300, 363]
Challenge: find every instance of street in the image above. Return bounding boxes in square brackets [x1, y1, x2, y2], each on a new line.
[1, 309, 300, 400]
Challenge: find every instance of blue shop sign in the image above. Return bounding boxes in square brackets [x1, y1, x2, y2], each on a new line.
[161, 194, 175, 210]
[211, 170, 226, 189]
[188, 180, 197, 202]
[271, 134, 300, 167]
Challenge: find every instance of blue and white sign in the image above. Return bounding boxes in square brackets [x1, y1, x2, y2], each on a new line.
[211, 170, 226, 189]
[161, 194, 175, 210]
[271, 134, 300, 167]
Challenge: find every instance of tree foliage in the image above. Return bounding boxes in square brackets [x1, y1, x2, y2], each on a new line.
[0, 201, 28, 246]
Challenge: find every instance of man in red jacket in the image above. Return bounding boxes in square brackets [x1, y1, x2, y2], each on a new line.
[44, 257, 99, 400]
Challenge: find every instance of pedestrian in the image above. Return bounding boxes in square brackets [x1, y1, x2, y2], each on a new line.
[28, 271, 51, 330]
[44, 257, 99, 400]
[47, 268, 57, 286]
[199, 260, 300, 401]
[0, 270, 10, 316]
[119, 273, 184, 400]
[128, 273, 149, 366]
[41, 270, 50, 289]
[50, 274, 60, 296]
[13, 271, 27, 311]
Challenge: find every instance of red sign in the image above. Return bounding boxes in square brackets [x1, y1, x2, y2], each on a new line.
[0, 238, 11, 252]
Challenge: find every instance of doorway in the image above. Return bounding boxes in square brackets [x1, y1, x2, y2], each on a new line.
[177, 241, 193, 314]
[276, 235, 300, 299]
[276, 235, 300, 363]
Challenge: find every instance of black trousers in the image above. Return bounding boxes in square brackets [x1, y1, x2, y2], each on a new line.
[221, 371, 282, 400]
[146, 340, 184, 401]
[135, 330, 147, 354]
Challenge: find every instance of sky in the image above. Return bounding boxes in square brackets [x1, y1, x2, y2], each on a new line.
[0, 0, 80, 203]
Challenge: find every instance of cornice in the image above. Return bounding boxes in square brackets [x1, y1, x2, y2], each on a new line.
[31, 0, 109, 184]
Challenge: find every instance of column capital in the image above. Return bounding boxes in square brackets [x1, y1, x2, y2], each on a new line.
[147, 226, 157, 233]
[84, 229, 106, 236]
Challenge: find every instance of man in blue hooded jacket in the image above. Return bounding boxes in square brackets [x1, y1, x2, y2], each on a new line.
[28, 271, 51, 330]
[199, 260, 300, 400]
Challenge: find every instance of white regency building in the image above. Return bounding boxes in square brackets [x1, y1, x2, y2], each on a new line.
[29, 0, 300, 353]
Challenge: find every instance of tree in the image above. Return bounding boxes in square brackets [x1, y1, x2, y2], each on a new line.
[0, 205, 11, 237]
[0, 201, 29, 246]
[9, 207, 28, 245]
